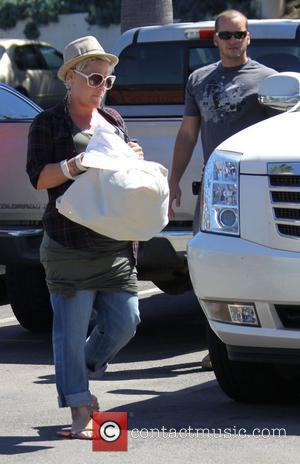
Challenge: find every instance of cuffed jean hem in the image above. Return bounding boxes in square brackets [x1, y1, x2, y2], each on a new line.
[58, 390, 93, 408]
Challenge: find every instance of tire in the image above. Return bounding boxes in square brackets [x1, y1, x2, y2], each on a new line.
[6, 264, 53, 332]
[206, 322, 298, 403]
[153, 274, 192, 294]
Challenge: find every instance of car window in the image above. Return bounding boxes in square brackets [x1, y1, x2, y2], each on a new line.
[189, 47, 219, 73]
[0, 87, 40, 120]
[108, 39, 300, 106]
[248, 40, 300, 72]
[107, 42, 186, 105]
[37, 45, 63, 70]
[0, 46, 5, 60]
[189, 41, 300, 73]
[14, 45, 44, 70]
[107, 42, 226, 105]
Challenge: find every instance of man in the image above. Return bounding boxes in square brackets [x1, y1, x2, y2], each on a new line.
[169, 9, 276, 369]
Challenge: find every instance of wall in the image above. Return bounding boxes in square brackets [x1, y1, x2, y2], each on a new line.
[0, 13, 121, 52]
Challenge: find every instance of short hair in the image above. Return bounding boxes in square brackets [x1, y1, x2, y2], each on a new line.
[75, 57, 113, 74]
[215, 9, 248, 31]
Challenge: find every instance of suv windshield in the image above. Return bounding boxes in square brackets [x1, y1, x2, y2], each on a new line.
[107, 39, 300, 106]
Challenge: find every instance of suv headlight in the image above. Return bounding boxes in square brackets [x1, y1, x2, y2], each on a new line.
[201, 150, 241, 236]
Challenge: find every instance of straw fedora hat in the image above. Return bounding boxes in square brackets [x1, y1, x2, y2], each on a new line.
[57, 35, 119, 81]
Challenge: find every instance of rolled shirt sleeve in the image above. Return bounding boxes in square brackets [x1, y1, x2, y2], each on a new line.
[26, 113, 54, 189]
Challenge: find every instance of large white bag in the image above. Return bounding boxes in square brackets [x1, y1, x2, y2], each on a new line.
[56, 125, 170, 241]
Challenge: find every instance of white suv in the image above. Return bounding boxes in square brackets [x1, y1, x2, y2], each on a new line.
[188, 71, 300, 403]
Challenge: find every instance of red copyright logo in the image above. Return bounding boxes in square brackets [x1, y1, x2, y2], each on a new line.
[93, 412, 128, 451]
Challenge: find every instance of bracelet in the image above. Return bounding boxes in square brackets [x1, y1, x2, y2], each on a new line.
[60, 159, 77, 180]
[74, 153, 88, 172]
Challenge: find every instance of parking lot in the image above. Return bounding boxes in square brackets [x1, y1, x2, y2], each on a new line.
[1, 284, 300, 464]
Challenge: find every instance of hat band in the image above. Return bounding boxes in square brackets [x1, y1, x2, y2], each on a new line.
[68, 48, 106, 60]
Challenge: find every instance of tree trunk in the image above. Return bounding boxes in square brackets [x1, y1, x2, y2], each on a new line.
[121, 0, 173, 33]
[261, 0, 285, 18]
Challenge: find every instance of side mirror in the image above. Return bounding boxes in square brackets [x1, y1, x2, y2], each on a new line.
[258, 72, 300, 111]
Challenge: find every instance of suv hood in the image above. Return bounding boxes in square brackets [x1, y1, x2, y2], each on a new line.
[217, 111, 300, 174]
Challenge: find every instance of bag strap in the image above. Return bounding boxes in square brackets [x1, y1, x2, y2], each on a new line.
[98, 107, 130, 143]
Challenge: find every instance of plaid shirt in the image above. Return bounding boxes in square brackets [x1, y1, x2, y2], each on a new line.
[26, 102, 135, 250]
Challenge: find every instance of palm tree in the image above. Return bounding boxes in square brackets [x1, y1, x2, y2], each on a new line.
[121, 0, 173, 33]
[261, 0, 285, 18]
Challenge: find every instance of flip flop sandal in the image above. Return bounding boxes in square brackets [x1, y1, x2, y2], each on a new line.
[57, 429, 93, 440]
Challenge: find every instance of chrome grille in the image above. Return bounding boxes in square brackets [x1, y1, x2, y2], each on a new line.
[274, 208, 300, 220]
[278, 224, 300, 236]
[268, 162, 300, 238]
[270, 175, 300, 187]
[271, 191, 300, 203]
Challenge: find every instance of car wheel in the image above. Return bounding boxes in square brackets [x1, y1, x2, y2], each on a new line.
[6, 264, 53, 332]
[206, 322, 299, 403]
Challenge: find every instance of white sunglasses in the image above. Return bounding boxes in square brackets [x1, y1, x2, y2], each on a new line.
[73, 69, 116, 89]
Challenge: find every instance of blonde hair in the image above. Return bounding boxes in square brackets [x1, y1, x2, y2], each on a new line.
[75, 57, 113, 74]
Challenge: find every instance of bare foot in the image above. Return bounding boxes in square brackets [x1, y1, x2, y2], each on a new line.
[71, 405, 92, 434]
[57, 408, 94, 440]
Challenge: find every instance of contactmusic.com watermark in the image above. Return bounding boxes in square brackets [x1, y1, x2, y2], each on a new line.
[92, 412, 287, 452]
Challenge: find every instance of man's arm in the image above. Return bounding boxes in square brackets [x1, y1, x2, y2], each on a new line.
[169, 115, 201, 219]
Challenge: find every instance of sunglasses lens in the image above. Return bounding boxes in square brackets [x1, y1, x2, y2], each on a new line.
[86, 74, 115, 89]
[234, 31, 247, 39]
[105, 77, 115, 89]
[218, 31, 232, 40]
[88, 74, 104, 87]
[218, 31, 247, 40]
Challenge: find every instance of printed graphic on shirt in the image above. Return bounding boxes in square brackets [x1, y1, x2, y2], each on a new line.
[202, 80, 246, 123]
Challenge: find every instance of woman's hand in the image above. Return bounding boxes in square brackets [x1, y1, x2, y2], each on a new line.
[128, 140, 144, 159]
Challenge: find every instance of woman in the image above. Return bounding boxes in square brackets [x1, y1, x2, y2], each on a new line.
[26, 36, 143, 439]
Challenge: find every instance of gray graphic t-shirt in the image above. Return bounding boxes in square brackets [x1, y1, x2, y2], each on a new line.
[184, 59, 276, 162]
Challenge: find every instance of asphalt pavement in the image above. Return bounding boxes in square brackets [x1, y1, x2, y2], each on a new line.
[1, 283, 300, 463]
